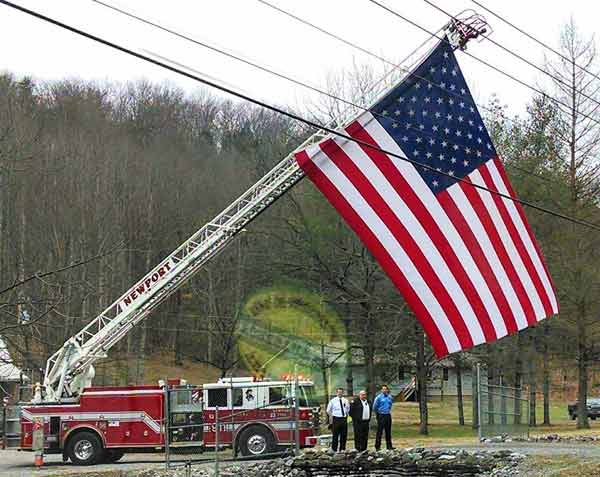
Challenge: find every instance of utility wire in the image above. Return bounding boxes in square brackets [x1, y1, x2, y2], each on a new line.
[469, 0, 600, 85]
[421, 0, 600, 116]
[92, 0, 533, 191]
[1, 0, 600, 234]
[90, 0, 435, 138]
[251, 0, 583, 190]
[365, 0, 600, 130]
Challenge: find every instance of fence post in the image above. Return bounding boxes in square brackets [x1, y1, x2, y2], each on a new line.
[472, 364, 479, 431]
[477, 363, 482, 441]
[294, 367, 300, 455]
[215, 406, 220, 477]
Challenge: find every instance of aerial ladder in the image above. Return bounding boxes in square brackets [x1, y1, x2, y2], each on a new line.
[40, 14, 488, 404]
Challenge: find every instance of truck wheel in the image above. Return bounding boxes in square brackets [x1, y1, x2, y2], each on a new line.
[67, 431, 103, 465]
[238, 426, 273, 457]
[103, 449, 125, 463]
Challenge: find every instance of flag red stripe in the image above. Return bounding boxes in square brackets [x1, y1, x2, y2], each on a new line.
[493, 158, 559, 313]
[437, 189, 519, 334]
[458, 175, 537, 326]
[295, 150, 449, 356]
[318, 138, 474, 349]
[346, 121, 497, 342]
[477, 164, 553, 319]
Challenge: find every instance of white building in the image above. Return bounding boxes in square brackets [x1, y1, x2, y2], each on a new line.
[0, 336, 25, 403]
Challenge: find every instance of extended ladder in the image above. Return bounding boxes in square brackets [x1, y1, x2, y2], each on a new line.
[43, 15, 486, 401]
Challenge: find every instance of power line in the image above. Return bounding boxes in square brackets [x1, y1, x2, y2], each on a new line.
[421, 0, 600, 117]
[92, 0, 544, 193]
[1, 0, 600, 234]
[469, 0, 600, 85]
[251, 0, 589, 195]
[365, 0, 600, 130]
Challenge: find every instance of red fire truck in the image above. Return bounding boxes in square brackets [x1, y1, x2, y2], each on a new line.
[6, 376, 318, 464]
[2, 108, 322, 464]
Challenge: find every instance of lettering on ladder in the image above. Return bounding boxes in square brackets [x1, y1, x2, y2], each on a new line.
[120, 260, 174, 309]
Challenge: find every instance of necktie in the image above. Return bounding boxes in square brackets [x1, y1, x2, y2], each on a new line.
[339, 397, 345, 417]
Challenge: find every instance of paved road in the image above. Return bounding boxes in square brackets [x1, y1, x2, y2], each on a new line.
[0, 450, 231, 477]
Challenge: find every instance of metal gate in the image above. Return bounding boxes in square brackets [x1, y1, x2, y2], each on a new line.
[475, 364, 529, 439]
[164, 382, 303, 473]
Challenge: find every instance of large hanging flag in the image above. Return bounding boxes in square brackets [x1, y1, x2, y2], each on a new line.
[295, 38, 558, 357]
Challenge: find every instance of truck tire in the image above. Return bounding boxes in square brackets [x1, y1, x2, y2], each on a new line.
[66, 431, 103, 465]
[238, 426, 274, 457]
[103, 448, 125, 463]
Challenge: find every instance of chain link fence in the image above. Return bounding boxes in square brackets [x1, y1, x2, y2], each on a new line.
[475, 364, 529, 439]
[164, 380, 319, 474]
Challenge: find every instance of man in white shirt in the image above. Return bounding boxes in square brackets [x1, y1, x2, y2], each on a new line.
[349, 390, 372, 451]
[326, 387, 350, 451]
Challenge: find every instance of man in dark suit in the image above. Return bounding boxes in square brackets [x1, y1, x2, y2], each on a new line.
[349, 390, 372, 451]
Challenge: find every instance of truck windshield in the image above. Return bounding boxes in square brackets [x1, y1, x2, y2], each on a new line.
[299, 385, 319, 408]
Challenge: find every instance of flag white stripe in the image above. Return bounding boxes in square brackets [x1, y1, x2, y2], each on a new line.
[358, 114, 508, 337]
[445, 184, 528, 330]
[486, 160, 558, 313]
[334, 134, 485, 345]
[309, 148, 462, 352]
[470, 170, 546, 321]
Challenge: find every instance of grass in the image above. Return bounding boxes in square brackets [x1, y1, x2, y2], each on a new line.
[376, 397, 600, 447]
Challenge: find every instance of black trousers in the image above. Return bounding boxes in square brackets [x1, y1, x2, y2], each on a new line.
[375, 413, 392, 450]
[353, 419, 370, 451]
[331, 416, 348, 451]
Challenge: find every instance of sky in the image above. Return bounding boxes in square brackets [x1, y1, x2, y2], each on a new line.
[0, 0, 599, 119]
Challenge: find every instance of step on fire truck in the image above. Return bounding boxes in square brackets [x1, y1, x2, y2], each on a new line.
[0, 13, 486, 466]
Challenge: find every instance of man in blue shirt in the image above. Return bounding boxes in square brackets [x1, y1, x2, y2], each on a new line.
[373, 384, 394, 450]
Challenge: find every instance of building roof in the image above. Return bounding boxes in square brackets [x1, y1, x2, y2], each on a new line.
[0, 336, 24, 382]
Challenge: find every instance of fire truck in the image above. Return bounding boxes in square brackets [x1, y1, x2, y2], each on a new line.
[1, 88, 320, 462]
[5, 376, 318, 464]
[0, 12, 486, 466]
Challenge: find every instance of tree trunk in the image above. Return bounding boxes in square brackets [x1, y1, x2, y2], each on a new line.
[542, 323, 551, 426]
[456, 360, 465, 426]
[416, 327, 428, 435]
[344, 316, 354, 397]
[364, 342, 376, 400]
[577, 323, 590, 429]
[529, 359, 537, 427]
[321, 341, 329, 409]
[487, 367, 495, 425]
[472, 363, 479, 430]
[513, 367, 522, 426]
[174, 288, 183, 366]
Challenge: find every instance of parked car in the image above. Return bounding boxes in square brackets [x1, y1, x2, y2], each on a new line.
[568, 398, 600, 420]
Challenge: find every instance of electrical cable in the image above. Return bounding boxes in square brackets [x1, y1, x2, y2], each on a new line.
[251, 0, 588, 191]
[1, 0, 599, 233]
[421, 0, 600, 116]
[469, 0, 600, 86]
[92, 0, 546, 194]
[365, 0, 600, 130]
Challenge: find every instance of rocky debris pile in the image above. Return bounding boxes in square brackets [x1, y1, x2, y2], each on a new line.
[222, 448, 523, 477]
[481, 433, 600, 444]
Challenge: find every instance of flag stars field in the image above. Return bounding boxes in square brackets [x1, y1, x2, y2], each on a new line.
[295, 36, 558, 357]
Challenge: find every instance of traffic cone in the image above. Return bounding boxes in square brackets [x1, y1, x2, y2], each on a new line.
[34, 451, 44, 467]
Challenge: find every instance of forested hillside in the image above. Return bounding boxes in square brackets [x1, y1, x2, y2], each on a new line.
[2, 21, 600, 433]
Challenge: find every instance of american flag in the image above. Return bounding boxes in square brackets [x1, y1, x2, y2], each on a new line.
[295, 38, 558, 357]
